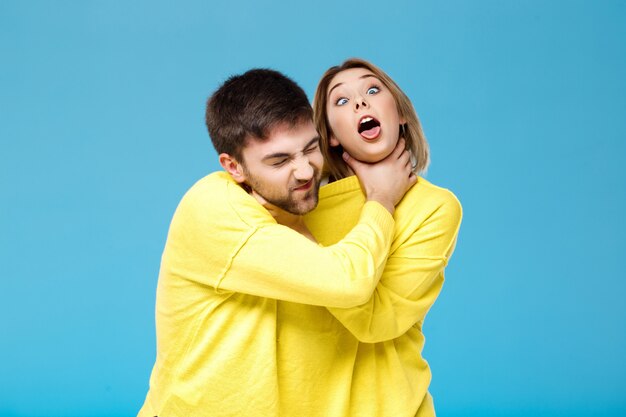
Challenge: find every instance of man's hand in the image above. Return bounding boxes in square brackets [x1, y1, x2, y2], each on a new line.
[343, 139, 416, 215]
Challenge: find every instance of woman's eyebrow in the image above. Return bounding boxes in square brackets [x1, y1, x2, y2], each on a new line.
[327, 82, 343, 98]
[328, 75, 381, 97]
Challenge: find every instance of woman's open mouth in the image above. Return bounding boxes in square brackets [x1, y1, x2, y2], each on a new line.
[358, 116, 381, 140]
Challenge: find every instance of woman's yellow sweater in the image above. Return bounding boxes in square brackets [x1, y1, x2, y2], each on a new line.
[277, 175, 463, 417]
[138, 171, 396, 417]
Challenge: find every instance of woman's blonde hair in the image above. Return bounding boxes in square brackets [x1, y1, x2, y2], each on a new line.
[313, 58, 429, 180]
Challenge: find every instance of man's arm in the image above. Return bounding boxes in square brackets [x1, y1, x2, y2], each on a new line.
[162, 174, 394, 309]
[163, 141, 414, 308]
[223, 201, 395, 308]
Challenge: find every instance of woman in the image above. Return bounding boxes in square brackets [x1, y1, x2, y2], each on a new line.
[276, 59, 462, 417]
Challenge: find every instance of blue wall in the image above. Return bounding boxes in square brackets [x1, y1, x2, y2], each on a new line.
[1, 1, 624, 416]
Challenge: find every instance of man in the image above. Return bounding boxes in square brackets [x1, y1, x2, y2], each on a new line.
[137, 69, 414, 417]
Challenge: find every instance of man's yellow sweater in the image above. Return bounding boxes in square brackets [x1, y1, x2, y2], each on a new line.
[277, 175, 462, 417]
[138, 171, 396, 417]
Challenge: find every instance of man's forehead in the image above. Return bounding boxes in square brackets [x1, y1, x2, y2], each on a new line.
[267, 119, 316, 138]
[243, 121, 318, 156]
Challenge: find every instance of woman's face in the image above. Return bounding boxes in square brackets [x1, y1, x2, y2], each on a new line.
[326, 67, 405, 163]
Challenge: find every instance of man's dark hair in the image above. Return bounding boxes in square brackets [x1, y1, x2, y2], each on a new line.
[206, 68, 313, 160]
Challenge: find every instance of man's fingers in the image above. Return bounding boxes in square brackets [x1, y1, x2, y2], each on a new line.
[343, 151, 360, 172]
[391, 138, 406, 159]
[398, 149, 410, 166]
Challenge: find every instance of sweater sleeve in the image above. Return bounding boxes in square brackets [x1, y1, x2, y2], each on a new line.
[326, 193, 463, 343]
[163, 176, 395, 308]
[221, 202, 393, 308]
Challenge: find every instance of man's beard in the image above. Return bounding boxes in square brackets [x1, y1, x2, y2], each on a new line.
[245, 170, 322, 215]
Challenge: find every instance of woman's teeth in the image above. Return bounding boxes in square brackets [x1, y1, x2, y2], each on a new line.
[358, 116, 381, 139]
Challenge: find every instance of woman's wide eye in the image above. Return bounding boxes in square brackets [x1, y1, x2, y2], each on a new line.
[367, 86, 380, 95]
[336, 97, 348, 106]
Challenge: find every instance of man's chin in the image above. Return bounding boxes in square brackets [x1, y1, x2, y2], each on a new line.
[286, 180, 321, 215]
[287, 193, 319, 215]
[288, 200, 318, 215]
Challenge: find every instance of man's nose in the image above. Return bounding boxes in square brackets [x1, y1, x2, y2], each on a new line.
[292, 156, 314, 181]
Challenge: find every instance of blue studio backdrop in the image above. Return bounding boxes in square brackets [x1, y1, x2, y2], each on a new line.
[1, 1, 625, 416]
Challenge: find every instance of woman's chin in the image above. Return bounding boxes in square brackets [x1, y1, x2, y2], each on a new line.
[354, 148, 395, 164]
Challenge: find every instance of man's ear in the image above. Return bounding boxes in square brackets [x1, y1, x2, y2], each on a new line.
[219, 153, 246, 184]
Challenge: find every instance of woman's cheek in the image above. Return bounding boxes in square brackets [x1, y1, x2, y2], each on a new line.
[334, 114, 351, 141]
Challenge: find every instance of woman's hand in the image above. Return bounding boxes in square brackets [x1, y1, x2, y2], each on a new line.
[343, 139, 416, 215]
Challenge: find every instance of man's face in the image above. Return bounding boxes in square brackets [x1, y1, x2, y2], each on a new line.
[238, 120, 323, 215]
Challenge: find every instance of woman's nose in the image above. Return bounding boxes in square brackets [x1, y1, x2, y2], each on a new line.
[354, 98, 368, 110]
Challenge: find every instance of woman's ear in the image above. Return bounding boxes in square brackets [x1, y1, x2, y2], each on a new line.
[329, 135, 340, 147]
[219, 153, 246, 184]
[399, 111, 407, 125]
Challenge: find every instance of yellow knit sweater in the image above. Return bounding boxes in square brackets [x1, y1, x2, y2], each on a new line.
[277, 175, 462, 417]
[138, 171, 396, 417]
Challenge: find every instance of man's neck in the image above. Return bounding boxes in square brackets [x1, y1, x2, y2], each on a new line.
[272, 210, 315, 240]
[249, 189, 317, 243]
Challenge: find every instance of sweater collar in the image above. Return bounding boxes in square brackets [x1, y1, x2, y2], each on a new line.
[319, 175, 363, 199]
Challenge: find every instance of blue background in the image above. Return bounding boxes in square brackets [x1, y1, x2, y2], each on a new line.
[1, 1, 625, 416]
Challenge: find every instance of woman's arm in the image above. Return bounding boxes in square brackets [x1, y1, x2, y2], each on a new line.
[326, 192, 463, 342]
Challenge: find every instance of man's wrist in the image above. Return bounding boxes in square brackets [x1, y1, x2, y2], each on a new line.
[366, 195, 395, 215]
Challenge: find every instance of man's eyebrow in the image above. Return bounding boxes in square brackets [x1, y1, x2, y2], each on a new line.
[261, 136, 320, 161]
[327, 74, 381, 98]
[303, 136, 321, 150]
[262, 151, 290, 161]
